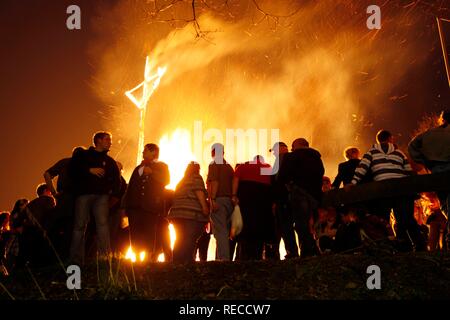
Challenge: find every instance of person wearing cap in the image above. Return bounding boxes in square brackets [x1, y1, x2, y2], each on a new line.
[409, 110, 450, 247]
[270, 141, 299, 259]
[207, 143, 234, 261]
[278, 138, 324, 258]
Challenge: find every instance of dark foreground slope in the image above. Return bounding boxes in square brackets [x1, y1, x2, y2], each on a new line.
[1, 248, 449, 300]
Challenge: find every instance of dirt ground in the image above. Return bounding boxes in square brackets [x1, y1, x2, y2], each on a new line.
[1, 246, 449, 300]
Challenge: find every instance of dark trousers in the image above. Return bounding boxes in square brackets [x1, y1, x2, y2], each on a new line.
[237, 239, 264, 261]
[196, 230, 211, 262]
[128, 210, 172, 262]
[379, 196, 424, 249]
[53, 193, 75, 260]
[275, 201, 299, 258]
[289, 186, 318, 257]
[171, 219, 205, 264]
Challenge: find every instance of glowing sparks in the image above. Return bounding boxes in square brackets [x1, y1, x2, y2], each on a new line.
[158, 129, 197, 190]
[125, 56, 167, 165]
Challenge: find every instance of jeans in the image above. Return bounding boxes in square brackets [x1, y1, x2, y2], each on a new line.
[70, 194, 111, 265]
[210, 197, 234, 261]
[171, 218, 205, 264]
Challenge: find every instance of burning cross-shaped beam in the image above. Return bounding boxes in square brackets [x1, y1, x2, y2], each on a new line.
[125, 56, 167, 165]
[436, 17, 450, 88]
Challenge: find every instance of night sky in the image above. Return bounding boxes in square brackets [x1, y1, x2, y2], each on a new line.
[1, 0, 115, 209]
[0, 0, 449, 210]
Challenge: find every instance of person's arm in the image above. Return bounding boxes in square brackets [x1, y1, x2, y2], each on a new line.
[207, 164, 219, 211]
[408, 133, 425, 164]
[110, 160, 122, 196]
[195, 190, 209, 216]
[401, 152, 414, 175]
[351, 152, 372, 185]
[43, 171, 57, 196]
[331, 164, 344, 189]
[232, 176, 239, 206]
[150, 163, 170, 187]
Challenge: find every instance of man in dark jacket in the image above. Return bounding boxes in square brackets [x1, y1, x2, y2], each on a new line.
[69, 131, 121, 265]
[279, 138, 324, 258]
[122, 143, 171, 262]
[270, 142, 299, 259]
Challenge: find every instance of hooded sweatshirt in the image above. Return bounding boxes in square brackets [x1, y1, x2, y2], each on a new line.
[352, 143, 412, 184]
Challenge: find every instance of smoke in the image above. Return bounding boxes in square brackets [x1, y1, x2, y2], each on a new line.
[88, 0, 438, 179]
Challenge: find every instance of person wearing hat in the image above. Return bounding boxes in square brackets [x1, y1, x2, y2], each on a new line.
[409, 109, 450, 247]
[270, 141, 299, 259]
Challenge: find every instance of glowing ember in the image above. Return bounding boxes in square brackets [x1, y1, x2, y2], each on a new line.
[158, 129, 197, 190]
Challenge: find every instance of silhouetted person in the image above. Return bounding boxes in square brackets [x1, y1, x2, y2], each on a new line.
[169, 162, 209, 264]
[22, 184, 56, 267]
[207, 143, 234, 261]
[270, 142, 298, 259]
[122, 143, 171, 262]
[232, 156, 273, 260]
[332, 147, 361, 189]
[409, 110, 450, 247]
[351, 130, 425, 251]
[279, 138, 324, 258]
[109, 161, 127, 255]
[70, 131, 121, 265]
[44, 146, 85, 259]
[4, 199, 28, 270]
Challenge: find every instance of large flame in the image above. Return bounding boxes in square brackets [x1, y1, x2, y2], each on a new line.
[158, 129, 197, 190]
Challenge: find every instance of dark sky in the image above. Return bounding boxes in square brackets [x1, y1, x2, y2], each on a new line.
[0, 0, 449, 210]
[0, 0, 114, 209]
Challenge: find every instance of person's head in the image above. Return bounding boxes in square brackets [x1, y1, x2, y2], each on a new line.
[93, 131, 112, 152]
[439, 109, 450, 126]
[12, 198, 28, 213]
[376, 130, 393, 144]
[36, 183, 52, 197]
[344, 147, 360, 160]
[72, 146, 85, 157]
[322, 176, 332, 192]
[143, 143, 159, 162]
[184, 161, 200, 177]
[291, 138, 309, 151]
[269, 142, 288, 156]
[211, 143, 225, 162]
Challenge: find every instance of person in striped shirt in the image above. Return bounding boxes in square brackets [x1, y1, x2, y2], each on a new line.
[351, 130, 425, 251]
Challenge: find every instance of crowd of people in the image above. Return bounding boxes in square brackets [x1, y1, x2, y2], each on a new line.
[0, 110, 449, 274]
